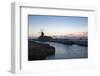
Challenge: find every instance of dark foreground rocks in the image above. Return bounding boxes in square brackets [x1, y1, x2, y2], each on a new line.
[28, 41, 55, 61]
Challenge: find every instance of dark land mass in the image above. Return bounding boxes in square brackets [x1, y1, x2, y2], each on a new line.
[32, 38, 88, 47]
[49, 39, 88, 47]
[28, 40, 55, 61]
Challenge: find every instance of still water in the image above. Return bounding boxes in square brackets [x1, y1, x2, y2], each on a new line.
[45, 42, 88, 59]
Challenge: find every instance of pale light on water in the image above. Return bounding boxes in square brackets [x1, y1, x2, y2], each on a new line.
[45, 42, 88, 59]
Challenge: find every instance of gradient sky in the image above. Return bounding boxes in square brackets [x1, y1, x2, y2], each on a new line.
[28, 15, 88, 38]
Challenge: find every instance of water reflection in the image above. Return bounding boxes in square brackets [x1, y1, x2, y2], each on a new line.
[45, 42, 88, 59]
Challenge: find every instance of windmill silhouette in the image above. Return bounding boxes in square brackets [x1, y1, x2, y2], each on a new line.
[39, 29, 44, 37]
[38, 29, 52, 41]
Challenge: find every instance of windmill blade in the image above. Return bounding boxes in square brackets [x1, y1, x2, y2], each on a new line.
[38, 29, 44, 36]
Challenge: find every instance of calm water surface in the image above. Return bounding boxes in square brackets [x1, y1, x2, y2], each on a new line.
[45, 42, 88, 59]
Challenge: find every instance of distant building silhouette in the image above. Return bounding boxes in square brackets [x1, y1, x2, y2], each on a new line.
[41, 31, 44, 36]
[38, 30, 52, 41]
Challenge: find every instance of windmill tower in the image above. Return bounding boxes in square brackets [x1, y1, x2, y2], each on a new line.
[40, 29, 44, 37]
[38, 29, 52, 41]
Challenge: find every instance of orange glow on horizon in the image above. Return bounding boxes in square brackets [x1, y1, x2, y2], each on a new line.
[29, 31, 88, 38]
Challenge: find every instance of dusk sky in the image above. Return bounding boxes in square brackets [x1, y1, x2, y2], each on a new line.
[28, 15, 88, 38]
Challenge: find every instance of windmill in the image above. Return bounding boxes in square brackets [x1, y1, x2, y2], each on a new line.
[39, 29, 44, 36]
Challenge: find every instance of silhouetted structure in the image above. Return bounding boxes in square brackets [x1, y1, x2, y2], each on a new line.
[38, 30, 52, 41]
[41, 31, 44, 36]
